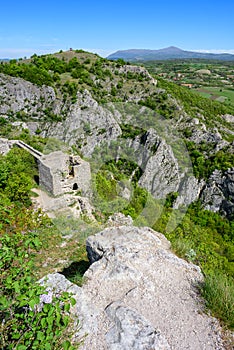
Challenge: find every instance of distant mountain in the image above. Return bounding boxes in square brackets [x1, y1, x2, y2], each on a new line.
[107, 46, 234, 61]
[0, 59, 10, 62]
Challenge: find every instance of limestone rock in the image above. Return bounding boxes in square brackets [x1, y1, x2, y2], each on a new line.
[0, 138, 17, 155]
[105, 302, 171, 350]
[118, 65, 157, 86]
[201, 168, 234, 218]
[0, 73, 60, 118]
[173, 175, 205, 209]
[134, 129, 180, 198]
[222, 114, 234, 123]
[32, 188, 96, 221]
[106, 212, 133, 227]
[43, 90, 122, 157]
[41, 226, 224, 349]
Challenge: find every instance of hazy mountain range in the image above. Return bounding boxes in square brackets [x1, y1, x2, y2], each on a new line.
[107, 46, 234, 61]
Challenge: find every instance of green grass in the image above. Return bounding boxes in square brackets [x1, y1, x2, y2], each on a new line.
[201, 272, 234, 329]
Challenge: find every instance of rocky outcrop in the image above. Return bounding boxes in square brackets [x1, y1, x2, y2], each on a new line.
[173, 175, 205, 209]
[138, 147, 180, 198]
[106, 212, 133, 227]
[41, 226, 224, 350]
[190, 127, 229, 152]
[201, 168, 234, 219]
[0, 73, 61, 118]
[0, 138, 17, 155]
[42, 90, 122, 156]
[118, 65, 157, 85]
[222, 114, 234, 123]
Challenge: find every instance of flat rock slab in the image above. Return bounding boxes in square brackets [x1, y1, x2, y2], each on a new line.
[42, 226, 224, 349]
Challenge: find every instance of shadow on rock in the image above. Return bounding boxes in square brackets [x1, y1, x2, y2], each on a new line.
[60, 260, 90, 286]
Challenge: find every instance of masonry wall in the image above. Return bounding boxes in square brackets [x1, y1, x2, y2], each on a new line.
[38, 161, 55, 195]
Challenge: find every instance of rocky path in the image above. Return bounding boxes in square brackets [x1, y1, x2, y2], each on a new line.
[41, 226, 225, 349]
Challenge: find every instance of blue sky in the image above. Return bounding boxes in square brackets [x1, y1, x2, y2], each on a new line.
[1, 0, 234, 58]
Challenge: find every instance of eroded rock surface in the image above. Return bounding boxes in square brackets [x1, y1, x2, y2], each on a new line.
[0, 73, 60, 117]
[41, 226, 224, 349]
[201, 168, 234, 219]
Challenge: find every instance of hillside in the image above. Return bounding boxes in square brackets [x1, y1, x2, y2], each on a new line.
[0, 50, 234, 349]
[107, 46, 234, 61]
[140, 60, 234, 109]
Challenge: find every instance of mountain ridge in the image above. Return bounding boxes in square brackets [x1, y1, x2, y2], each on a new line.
[107, 46, 234, 61]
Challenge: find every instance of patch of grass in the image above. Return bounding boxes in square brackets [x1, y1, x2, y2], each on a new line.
[170, 238, 197, 263]
[201, 272, 234, 329]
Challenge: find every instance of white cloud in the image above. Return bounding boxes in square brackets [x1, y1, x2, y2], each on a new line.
[0, 47, 59, 59]
[191, 49, 234, 55]
[82, 48, 115, 57]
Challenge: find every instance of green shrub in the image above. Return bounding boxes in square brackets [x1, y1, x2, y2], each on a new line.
[0, 229, 76, 349]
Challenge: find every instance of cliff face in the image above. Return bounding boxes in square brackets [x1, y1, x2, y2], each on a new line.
[201, 168, 234, 219]
[0, 73, 61, 118]
[40, 226, 224, 349]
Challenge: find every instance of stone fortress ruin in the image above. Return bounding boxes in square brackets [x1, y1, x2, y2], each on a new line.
[0, 138, 91, 197]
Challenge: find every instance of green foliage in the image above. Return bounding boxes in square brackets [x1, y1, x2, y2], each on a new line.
[62, 82, 78, 102]
[0, 148, 38, 206]
[120, 124, 144, 139]
[201, 272, 234, 329]
[92, 159, 147, 220]
[103, 159, 141, 180]
[0, 61, 54, 86]
[0, 228, 76, 349]
[186, 141, 234, 179]
[158, 204, 234, 275]
[115, 58, 126, 66]
[138, 91, 176, 119]
[122, 185, 148, 219]
[152, 200, 234, 327]
[157, 77, 234, 120]
[0, 149, 77, 349]
[96, 170, 118, 201]
[164, 192, 178, 208]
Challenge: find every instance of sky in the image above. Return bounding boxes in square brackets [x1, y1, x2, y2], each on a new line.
[1, 0, 234, 58]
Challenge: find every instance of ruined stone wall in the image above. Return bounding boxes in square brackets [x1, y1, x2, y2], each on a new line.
[64, 156, 91, 196]
[38, 161, 55, 195]
[38, 151, 91, 197]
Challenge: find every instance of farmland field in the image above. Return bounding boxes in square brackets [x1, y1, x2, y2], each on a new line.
[193, 86, 234, 108]
[141, 60, 234, 108]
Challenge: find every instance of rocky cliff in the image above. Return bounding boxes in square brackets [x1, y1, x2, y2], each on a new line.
[40, 226, 224, 349]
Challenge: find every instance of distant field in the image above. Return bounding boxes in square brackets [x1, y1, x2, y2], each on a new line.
[193, 86, 234, 107]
